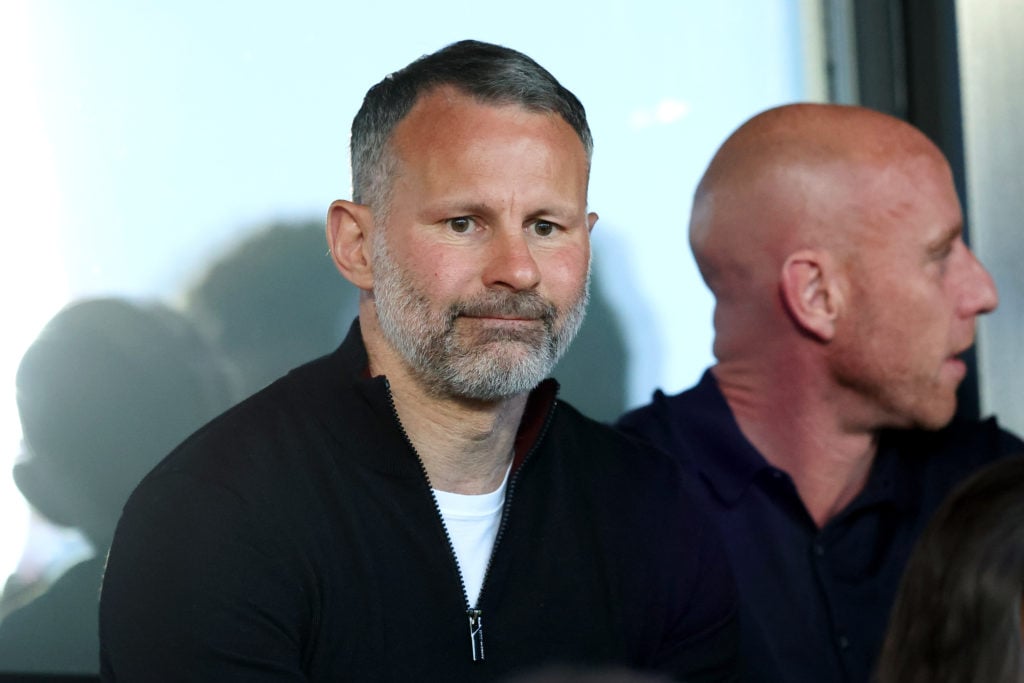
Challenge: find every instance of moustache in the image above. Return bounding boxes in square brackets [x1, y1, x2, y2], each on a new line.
[449, 291, 557, 322]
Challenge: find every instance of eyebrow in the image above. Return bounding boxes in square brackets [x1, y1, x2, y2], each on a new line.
[927, 222, 962, 253]
[429, 200, 582, 221]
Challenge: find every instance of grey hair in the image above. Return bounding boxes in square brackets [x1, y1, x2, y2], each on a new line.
[349, 39, 593, 213]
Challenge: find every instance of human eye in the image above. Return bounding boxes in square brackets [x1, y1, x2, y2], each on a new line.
[932, 237, 958, 262]
[530, 220, 557, 237]
[446, 216, 476, 234]
[929, 227, 962, 261]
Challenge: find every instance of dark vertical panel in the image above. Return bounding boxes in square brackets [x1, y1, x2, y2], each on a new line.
[902, 0, 968, 220]
[852, 0, 907, 117]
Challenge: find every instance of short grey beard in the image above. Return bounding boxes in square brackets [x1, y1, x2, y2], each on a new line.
[371, 229, 589, 401]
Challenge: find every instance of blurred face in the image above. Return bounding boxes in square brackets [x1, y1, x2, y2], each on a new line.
[832, 152, 998, 429]
[369, 88, 595, 401]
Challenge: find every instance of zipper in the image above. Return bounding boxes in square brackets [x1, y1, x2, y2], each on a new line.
[382, 378, 558, 663]
[474, 395, 556, 610]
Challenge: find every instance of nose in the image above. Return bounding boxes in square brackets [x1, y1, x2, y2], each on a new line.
[958, 246, 999, 317]
[484, 227, 541, 291]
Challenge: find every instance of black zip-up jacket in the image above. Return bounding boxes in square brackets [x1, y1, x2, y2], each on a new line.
[100, 322, 738, 682]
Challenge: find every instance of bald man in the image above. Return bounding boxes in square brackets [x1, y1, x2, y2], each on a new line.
[617, 103, 1024, 683]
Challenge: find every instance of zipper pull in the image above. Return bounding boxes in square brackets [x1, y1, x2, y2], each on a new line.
[467, 609, 485, 662]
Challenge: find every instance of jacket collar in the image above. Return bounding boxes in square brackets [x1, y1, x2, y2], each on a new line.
[286, 318, 558, 477]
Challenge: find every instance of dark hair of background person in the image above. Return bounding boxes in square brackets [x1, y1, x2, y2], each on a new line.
[0, 298, 235, 675]
[875, 455, 1024, 683]
[350, 38, 593, 212]
[182, 219, 360, 400]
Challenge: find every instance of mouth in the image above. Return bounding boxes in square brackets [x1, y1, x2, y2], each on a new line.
[943, 354, 968, 382]
[446, 292, 558, 346]
[452, 307, 552, 348]
[461, 314, 540, 323]
[456, 315, 545, 338]
[454, 296, 555, 324]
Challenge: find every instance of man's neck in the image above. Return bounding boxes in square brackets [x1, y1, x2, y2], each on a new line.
[713, 362, 879, 529]
[390, 374, 526, 495]
[364, 326, 526, 495]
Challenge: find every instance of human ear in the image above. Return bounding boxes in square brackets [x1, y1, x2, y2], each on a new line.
[780, 249, 841, 342]
[587, 212, 599, 233]
[326, 200, 375, 290]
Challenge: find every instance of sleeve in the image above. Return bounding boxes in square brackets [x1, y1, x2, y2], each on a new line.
[652, 486, 740, 683]
[99, 470, 311, 682]
[608, 439, 738, 683]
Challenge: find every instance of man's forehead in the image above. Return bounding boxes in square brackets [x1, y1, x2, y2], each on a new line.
[873, 150, 957, 208]
[789, 145, 954, 213]
[391, 91, 586, 164]
[397, 86, 551, 132]
[393, 86, 588, 157]
[849, 152, 962, 246]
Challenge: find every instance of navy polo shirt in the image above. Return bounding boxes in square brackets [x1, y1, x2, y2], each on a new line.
[616, 369, 1023, 683]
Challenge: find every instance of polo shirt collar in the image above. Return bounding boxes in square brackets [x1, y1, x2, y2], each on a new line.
[683, 369, 780, 505]
[848, 432, 918, 514]
[691, 369, 912, 515]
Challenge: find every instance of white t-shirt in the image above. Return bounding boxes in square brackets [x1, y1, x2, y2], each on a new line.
[433, 467, 510, 607]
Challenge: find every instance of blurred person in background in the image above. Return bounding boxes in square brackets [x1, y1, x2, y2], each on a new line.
[182, 219, 360, 400]
[876, 455, 1024, 683]
[0, 298, 233, 674]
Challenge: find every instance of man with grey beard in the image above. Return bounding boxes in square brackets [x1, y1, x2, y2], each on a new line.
[99, 40, 738, 682]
